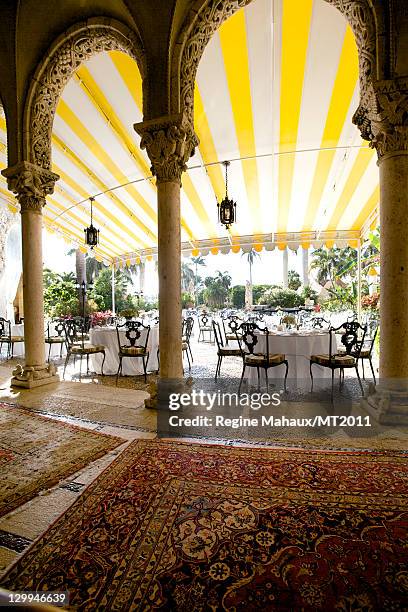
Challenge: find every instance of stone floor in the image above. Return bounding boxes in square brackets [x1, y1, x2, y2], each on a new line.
[0, 331, 405, 582]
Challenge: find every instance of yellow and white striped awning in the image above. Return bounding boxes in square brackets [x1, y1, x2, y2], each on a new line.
[0, 0, 379, 266]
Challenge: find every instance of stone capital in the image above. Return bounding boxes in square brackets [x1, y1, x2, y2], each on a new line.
[134, 113, 199, 184]
[353, 79, 408, 160]
[1, 161, 59, 213]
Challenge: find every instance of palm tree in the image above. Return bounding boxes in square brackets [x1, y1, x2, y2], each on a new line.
[242, 248, 260, 304]
[86, 256, 103, 284]
[203, 270, 232, 308]
[191, 255, 206, 305]
[181, 261, 195, 293]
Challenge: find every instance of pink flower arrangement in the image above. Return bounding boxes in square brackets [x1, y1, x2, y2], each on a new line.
[91, 311, 114, 326]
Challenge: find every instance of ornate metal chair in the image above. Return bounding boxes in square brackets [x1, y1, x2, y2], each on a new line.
[221, 314, 243, 345]
[63, 319, 106, 379]
[0, 317, 24, 359]
[311, 316, 330, 329]
[357, 322, 378, 384]
[213, 320, 241, 380]
[116, 320, 150, 383]
[236, 321, 288, 391]
[45, 319, 65, 361]
[198, 313, 213, 342]
[182, 317, 194, 368]
[309, 321, 366, 400]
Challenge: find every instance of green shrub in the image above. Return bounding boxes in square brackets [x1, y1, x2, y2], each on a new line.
[300, 286, 318, 304]
[232, 285, 245, 308]
[260, 287, 304, 308]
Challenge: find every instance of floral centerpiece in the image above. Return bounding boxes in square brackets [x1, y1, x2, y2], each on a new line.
[281, 314, 296, 327]
[91, 310, 114, 327]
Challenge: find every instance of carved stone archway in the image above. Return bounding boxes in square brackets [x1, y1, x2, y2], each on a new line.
[23, 17, 146, 171]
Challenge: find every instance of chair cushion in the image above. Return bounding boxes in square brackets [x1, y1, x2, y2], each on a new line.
[359, 348, 371, 358]
[71, 344, 105, 354]
[1, 335, 24, 342]
[182, 342, 189, 350]
[219, 347, 241, 356]
[120, 346, 147, 356]
[200, 326, 212, 331]
[311, 353, 355, 366]
[45, 337, 64, 344]
[245, 353, 285, 365]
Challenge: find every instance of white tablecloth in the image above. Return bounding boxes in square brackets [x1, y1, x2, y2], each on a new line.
[10, 322, 67, 359]
[89, 326, 159, 375]
[245, 330, 336, 383]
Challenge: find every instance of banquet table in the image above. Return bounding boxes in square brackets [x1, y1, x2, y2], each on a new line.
[245, 330, 336, 384]
[10, 322, 67, 359]
[89, 325, 159, 375]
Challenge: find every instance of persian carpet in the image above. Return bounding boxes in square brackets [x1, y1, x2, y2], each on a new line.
[0, 402, 123, 517]
[2, 440, 407, 611]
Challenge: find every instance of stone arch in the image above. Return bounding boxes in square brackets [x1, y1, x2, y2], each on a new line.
[172, 0, 254, 121]
[23, 17, 147, 171]
[172, 0, 381, 140]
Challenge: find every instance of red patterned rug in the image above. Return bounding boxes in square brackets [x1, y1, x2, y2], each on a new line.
[2, 441, 407, 611]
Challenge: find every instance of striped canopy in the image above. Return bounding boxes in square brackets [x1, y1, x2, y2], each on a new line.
[0, 0, 379, 266]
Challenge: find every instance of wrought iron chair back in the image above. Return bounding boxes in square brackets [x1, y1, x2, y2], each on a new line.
[0, 317, 11, 340]
[116, 320, 150, 352]
[329, 321, 367, 360]
[182, 317, 194, 342]
[212, 320, 225, 350]
[199, 313, 211, 328]
[47, 319, 65, 340]
[238, 321, 269, 361]
[222, 315, 242, 339]
[312, 316, 330, 329]
[364, 322, 378, 355]
[64, 319, 88, 350]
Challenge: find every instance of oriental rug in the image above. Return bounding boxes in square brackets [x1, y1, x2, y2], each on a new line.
[2, 440, 407, 611]
[0, 402, 122, 517]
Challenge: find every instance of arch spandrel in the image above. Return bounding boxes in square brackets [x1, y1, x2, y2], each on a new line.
[170, 0, 392, 154]
[23, 17, 147, 172]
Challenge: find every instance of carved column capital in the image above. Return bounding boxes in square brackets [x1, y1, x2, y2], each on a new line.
[1, 162, 59, 213]
[134, 114, 198, 184]
[353, 79, 408, 160]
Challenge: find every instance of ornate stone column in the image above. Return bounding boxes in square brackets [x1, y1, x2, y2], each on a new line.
[358, 80, 408, 423]
[1, 161, 60, 388]
[134, 114, 198, 381]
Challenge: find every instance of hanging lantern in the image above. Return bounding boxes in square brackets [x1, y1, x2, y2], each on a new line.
[217, 161, 236, 230]
[84, 197, 100, 249]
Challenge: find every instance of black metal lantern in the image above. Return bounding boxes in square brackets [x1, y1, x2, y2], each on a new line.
[84, 197, 100, 249]
[217, 161, 236, 230]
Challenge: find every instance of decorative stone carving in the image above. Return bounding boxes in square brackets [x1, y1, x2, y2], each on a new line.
[368, 80, 408, 158]
[2, 162, 59, 213]
[26, 22, 145, 170]
[134, 114, 198, 183]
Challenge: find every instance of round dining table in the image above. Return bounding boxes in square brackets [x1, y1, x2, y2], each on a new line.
[244, 329, 336, 384]
[89, 325, 159, 376]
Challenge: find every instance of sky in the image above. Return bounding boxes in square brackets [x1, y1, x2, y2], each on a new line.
[42, 229, 306, 297]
